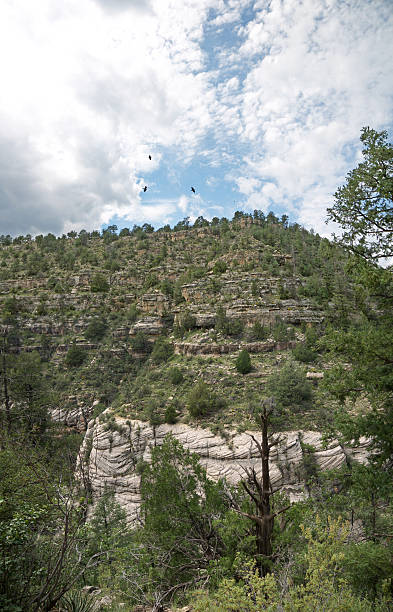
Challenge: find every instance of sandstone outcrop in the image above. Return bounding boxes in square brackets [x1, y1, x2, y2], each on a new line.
[80, 415, 369, 522]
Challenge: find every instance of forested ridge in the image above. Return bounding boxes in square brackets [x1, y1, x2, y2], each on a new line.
[0, 128, 392, 611]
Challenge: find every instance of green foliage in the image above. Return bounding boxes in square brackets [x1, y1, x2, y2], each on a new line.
[84, 317, 107, 341]
[192, 517, 385, 612]
[127, 303, 139, 322]
[90, 272, 109, 292]
[213, 260, 227, 274]
[327, 127, 393, 260]
[251, 321, 269, 341]
[60, 591, 98, 612]
[151, 337, 174, 364]
[65, 343, 87, 367]
[272, 317, 295, 342]
[139, 436, 227, 605]
[160, 278, 173, 297]
[215, 306, 244, 337]
[292, 343, 318, 363]
[235, 349, 252, 374]
[188, 380, 225, 418]
[164, 404, 177, 424]
[168, 366, 184, 385]
[130, 331, 151, 353]
[267, 360, 312, 412]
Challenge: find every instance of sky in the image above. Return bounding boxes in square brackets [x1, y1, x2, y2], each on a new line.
[0, 0, 392, 238]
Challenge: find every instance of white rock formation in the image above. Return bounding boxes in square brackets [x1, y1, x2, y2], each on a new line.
[80, 414, 369, 521]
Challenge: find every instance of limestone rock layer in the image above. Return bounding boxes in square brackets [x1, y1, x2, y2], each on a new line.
[81, 415, 369, 521]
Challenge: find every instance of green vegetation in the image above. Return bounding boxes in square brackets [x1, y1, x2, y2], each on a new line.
[188, 380, 226, 418]
[0, 126, 392, 609]
[65, 343, 87, 367]
[235, 349, 252, 374]
[267, 360, 312, 413]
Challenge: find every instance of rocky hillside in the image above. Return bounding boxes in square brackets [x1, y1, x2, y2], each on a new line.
[1, 212, 356, 436]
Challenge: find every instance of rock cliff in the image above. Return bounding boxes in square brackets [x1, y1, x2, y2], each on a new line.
[81, 414, 369, 522]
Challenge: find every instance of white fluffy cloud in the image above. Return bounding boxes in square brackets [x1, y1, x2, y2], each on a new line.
[0, 0, 220, 234]
[234, 0, 393, 234]
[0, 0, 392, 236]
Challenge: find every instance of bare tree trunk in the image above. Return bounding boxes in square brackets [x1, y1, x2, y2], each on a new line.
[233, 399, 290, 576]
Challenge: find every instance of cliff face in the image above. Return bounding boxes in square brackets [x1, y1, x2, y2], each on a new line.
[81, 414, 369, 521]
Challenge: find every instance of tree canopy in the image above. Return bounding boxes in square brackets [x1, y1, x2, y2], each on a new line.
[327, 127, 393, 260]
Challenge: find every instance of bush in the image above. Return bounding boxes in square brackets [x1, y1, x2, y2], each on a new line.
[292, 343, 318, 363]
[85, 317, 107, 341]
[272, 317, 295, 341]
[65, 344, 87, 367]
[213, 260, 227, 274]
[90, 273, 109, 293]
[127, 303, 139, 322]
[251, 321, 269, 341]
[161, 278, 174, 297]
[164, 404, 177, 424]
[131, 332, 151, 353]
[267, 360, 312, 412]
[182, 310, 197, 331]
[187, 380, 225, 418]
[169, 367, 184, 385]
[235, 349, 252, 374]
[215, 306, 244, 337]
[151, 337, 174, 364]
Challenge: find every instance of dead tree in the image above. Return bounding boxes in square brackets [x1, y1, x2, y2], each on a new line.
[232, 398, 290, 576]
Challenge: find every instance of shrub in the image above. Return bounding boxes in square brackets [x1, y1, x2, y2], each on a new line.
[65, 344, 87, 367]
[85, 317, 107, 342]
[169, 367, 184, 385]
[151, 337, 174, 364]
[164, 404, 177, 424]
[272, 317, 295, 341]
[292, 343, 318, 363]
[216, 306, 244, 337]
[251, 321, 269, 340]
[131, 332, 151, 353]
[213, 260, 227, 274]
[267, 360, 312, 412]
[187, 380, 225, 418]
[182, 310, 197, 331]
[161, 278, 174, 297]
[90, 273, 109, 293]
[235, 349, 252, 374]
[127, 303, 139, 322]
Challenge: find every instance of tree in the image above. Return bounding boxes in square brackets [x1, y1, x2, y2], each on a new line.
[228, 399, 290, 576]
[267, 360, 312, 413]
[235, 349, 252, 374]
[0, 437, 105, 612]
[136, 436, 227, 609]
[323, 128, 393, 465]
[65, 343, 87, 367]
[84, 317, 107, 341]
[90, 273, 109, 293]
[151, 337, 174, 364]
[327, 127, 393, 260]
[187, 380, 225, 418]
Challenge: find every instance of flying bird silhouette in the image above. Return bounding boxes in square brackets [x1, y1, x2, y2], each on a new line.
[143, 186, 147, 192]
[148, 155, 151, 160]
[191, 186, 196, 194]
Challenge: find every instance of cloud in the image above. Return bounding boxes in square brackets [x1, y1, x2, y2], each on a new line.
[0, 0, 392, 237]
[229, 0, 393, 234]
[92, 0, 152, 14]
[0, 0, 220, 235]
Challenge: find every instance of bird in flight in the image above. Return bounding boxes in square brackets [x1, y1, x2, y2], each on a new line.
[148, 155, 152, 160]
[143, 186, 148, 192]
[191, 186, 196, 194]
